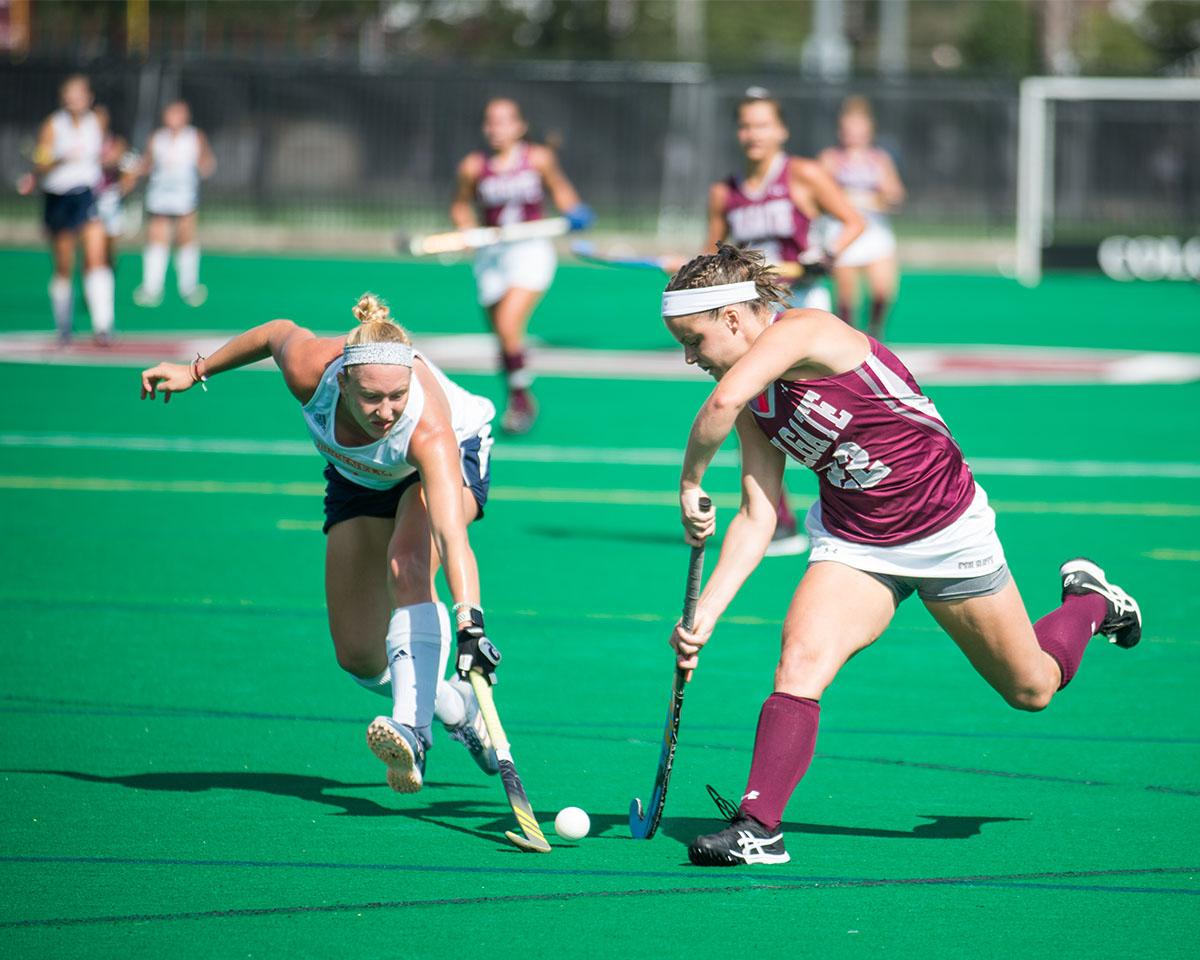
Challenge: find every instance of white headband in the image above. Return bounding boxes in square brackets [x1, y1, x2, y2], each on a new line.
[661, 281, 758, 317]
[343, 342, 414, 367]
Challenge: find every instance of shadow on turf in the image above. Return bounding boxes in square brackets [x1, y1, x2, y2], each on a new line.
[583, 811, 1024, 843]
[6, 769, 512, 833]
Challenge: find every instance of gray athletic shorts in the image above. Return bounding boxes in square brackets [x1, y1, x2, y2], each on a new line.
[864, 564, 1011, 605]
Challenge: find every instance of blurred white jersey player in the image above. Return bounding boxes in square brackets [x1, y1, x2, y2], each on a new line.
[17, 75, 115, 346]
[133, 100, 215, 308]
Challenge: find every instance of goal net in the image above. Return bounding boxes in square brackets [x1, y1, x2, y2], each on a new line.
[1016, 76, 1200, 285]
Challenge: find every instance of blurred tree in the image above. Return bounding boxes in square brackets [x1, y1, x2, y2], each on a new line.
[960, 0, 1039, 76]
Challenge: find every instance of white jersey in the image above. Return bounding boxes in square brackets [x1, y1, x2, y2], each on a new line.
[146, 126, 201, 215]
[302, 351, 495, 490]
[42, 110, 102, 195]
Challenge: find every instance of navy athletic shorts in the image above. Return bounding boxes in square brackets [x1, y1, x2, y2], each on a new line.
[321, 431, 492, 534]
[43, 188, 98, 233]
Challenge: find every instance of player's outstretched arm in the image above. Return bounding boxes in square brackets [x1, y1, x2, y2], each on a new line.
[139, 319, 340, 403]
[533, 145, 592, 231]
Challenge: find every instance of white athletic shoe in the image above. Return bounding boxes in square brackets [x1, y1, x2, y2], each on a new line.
[132, 286, 162, 308]
[181, 284, 208, 307]
[366, 716, 426, 793]
[442, 677, 500, 775]
[765, 532, 810, 558]
[1060, 558, 1142, 648]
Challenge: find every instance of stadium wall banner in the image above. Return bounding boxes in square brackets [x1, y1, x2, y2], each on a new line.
[1044, 235, 1200, 281]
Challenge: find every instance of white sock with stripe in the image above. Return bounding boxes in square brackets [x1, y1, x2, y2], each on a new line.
[386, 602, 449, 749]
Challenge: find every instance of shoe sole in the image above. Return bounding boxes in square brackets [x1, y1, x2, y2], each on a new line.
[688, 847, 791, 866]
[366, 718, 423, 793]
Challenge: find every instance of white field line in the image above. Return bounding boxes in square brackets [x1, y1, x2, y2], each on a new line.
[1, 474, 1197, 518]
[2, 432, 1199, 479]
[3, 331, 1200, 384]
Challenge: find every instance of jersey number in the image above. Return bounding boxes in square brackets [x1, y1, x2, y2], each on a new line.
[826, 442, 891, 490]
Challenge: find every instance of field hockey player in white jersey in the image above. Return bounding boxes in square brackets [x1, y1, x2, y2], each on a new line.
[138, 293, 504, 793]
[17, 74, 115, 347]
[451, 97, 593, 434]
[133, 100, 216, 308]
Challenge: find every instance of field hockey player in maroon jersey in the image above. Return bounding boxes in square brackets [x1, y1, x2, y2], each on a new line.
[451, 97, 593, 434]
[660, 245, 1142, 866]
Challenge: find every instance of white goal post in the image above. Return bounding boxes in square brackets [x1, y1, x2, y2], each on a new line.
[1015, 76, 1200, 286]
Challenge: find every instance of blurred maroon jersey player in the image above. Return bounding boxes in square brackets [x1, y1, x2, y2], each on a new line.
[707, 90, 866, 557]
[451, 98, 592, 435]
[660, 245, 1143, 867]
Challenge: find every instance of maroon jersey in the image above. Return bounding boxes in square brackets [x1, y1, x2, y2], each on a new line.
[476, 144, 545, 227]
[723, 153, 811, 267]
[748, 337, 975, 545]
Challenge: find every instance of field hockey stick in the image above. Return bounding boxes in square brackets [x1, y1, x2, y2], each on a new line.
[570, 241, 810, 283]
[396, 216, 571, 257]
[629, 495, 711, 840]
[570, 240, 671, 272]
[467, 670, 552, 853]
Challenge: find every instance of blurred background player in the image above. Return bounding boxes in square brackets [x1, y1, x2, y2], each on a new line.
[708, 89, 864, 311]
[818, 97, 906, 340]
[138, 293, 503, 794]
[450, 97, 593, 434]
[708, 89, 864, 555]
[16, 74, 115, 347]
[133, 99, 216, 308]
[92, 106, 141, 270]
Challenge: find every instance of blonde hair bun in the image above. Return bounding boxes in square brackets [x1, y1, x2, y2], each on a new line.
[352, 292, 391, 326]
[346, 292, 412, 347]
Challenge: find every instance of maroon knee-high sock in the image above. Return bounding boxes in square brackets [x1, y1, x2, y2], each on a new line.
[739, 692, 820, 831]
[836, 300, 854, 327]
[1034, 593, 1107, 688]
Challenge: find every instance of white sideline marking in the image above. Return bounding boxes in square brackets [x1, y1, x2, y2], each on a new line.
[2, 431, 1199, 479]
[1, 474, 1197, 517]
[2, 331, 1200, 385]
[1144, 549, 1200, 562]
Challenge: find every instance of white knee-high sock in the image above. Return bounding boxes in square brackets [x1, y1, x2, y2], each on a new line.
[49, 275, 73, 336]
[386, 602, 448, 748]
[430, 603, 465, 726]
[175, 242, 200, 296]
[353, 668, 391, 699]
[83, 266, 114, 336]
[142, 243, 169, 297]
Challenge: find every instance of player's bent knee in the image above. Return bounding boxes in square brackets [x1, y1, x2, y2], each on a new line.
[333, 644, 381, 679]
[774, 650, 837, 698]
[1003, 683, 1054, 713]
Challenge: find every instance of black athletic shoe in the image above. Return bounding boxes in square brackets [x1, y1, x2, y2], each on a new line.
[688, 786, 790, 866]
[1060, 558, 1142, 649]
